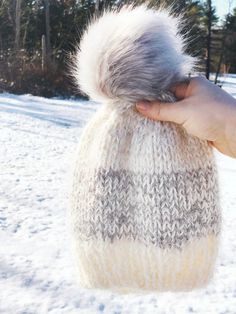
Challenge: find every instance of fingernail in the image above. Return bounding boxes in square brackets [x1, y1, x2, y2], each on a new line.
[136, 101, 151, 111]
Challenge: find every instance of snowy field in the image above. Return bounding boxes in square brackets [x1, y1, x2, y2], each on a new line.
[0, 75, 236, 314]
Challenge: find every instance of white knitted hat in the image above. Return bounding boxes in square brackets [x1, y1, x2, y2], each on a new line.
[69, 4, 222, 293]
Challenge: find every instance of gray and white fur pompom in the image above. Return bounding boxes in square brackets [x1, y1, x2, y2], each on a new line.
[72, 4, 196, 109]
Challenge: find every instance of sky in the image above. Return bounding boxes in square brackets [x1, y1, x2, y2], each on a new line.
[213, 0, 236, 21]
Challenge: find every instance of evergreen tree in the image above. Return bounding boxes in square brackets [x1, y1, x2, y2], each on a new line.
[224, 8, 236, 73]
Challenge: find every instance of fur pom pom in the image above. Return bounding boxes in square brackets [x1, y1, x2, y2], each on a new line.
[72, 4, 196, 106]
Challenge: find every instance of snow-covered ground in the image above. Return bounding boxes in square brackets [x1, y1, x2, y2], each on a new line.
[0, 75, 236, 314]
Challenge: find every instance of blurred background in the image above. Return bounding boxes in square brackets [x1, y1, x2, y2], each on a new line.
[0, 0, 236, 98]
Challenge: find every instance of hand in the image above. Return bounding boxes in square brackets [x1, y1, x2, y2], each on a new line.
[136, 76, 236, 158]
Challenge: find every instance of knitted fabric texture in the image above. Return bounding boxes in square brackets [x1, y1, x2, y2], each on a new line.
[69, 5, 222, 294]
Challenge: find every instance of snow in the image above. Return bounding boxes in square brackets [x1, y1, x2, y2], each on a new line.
[0, 76, 236, 314]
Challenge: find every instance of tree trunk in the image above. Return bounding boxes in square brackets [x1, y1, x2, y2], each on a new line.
[22, 18, 30, 49]
[215, 1, 233, 84]
[44, 0, 51, 65]
[214, 23, 228, 84]
[42, 35, 47, 71]
[206, 0, 212, 80]
[14, 0, 22, 53]
[0, 31, 2, 52]
[95, 0, 99, 14]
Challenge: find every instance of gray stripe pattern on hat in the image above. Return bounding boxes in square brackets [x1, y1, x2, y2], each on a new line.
[71, 166, 221, 250]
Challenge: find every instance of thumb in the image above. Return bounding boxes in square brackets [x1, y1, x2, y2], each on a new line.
[135, 99, 187, 125]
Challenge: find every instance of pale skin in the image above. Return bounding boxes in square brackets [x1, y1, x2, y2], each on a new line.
[135, 76, 236, 159]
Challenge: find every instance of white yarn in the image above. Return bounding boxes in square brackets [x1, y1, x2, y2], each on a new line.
[68, 4, 222, 293]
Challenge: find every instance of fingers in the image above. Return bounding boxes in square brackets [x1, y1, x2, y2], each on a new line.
[171, 76, 207, 100]
[171, 81, 189, 100]
[135, 100, 188, 125]
[135, 80, 192, 124]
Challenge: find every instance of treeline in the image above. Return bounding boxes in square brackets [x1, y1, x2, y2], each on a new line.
[0, 0, 236, 97]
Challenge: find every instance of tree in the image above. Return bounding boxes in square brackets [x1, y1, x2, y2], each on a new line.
[14, 0, 22, 52]
[205, 0, 212, 79]
[224, 7, 236, 73]
[44, 0, 51, 66]
[198, 0, 218, 79]
[214, 1, 234, 84]
[95, 0, 100, 13]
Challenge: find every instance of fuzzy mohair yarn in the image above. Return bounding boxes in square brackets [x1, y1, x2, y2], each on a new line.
[69, 4, 222, 293]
